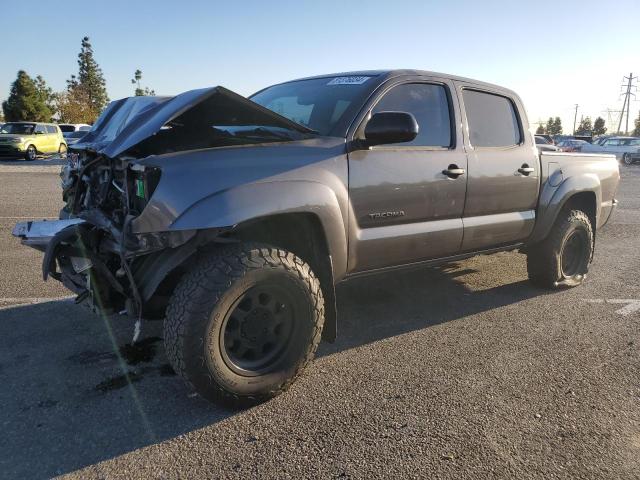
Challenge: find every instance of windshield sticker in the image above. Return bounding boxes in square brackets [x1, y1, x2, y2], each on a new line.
[327, 76, 371, 86]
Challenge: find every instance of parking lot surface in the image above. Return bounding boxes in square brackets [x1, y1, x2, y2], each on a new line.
[1, 161, 638, 479]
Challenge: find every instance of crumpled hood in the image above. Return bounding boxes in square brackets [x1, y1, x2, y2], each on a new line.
[73, 86, 314, 159]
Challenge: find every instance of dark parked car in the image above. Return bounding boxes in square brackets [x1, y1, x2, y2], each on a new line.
[13, 70, 619, 407]
[556, 139, 588, 152]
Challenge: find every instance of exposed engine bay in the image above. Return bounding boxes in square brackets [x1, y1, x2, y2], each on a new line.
[14, 86, 315, 319]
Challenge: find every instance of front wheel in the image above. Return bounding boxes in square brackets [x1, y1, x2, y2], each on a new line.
[622, 153, 634, 165]
[164, 243, 324, 408]
[527, 209, 593, 289]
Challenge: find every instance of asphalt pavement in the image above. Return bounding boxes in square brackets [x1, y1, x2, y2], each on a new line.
[0, 160, 638, 479]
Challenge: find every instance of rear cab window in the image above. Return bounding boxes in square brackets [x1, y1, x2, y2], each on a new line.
[462, 89, 522, 148]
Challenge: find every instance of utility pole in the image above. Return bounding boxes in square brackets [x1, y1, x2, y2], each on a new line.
[617, 72, 637, 134]
[573, 104, 579, 135]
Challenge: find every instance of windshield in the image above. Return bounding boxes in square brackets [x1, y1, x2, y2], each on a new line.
[250, 76, 376, 136]
[0, 123, 35, 134]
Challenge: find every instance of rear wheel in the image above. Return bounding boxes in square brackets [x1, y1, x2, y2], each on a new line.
[622, 153, 634, 165]
[164, 243, 324, 408]
[58, 143, 67, 159]
[24, 145, 36, 161]
[527, 209, 593, 289]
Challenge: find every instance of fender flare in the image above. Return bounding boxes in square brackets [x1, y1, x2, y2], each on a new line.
[528, 173, 601, 245]
[170, 180, 349, 280]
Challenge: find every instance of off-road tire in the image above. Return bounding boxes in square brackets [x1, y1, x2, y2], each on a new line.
[164, 243, 324, 408]
[24, 145, 36, 161]
[527, 209, 593, 289]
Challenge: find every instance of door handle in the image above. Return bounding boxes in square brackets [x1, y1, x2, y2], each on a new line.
[442, 165, 465, 178]
[518, 164, 535, 175]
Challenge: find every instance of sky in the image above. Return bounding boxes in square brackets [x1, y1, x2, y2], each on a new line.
[2, 0, 640, 133]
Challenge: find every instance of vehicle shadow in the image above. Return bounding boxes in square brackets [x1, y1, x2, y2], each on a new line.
[0, 255, 550, 478]
[320, 258, 550, 356]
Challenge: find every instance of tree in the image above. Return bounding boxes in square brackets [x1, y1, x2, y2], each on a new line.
[55, 75, 99, 124]
[544, 116, 563, 135]
[593, 117, 607, 136]
[552, 117, 563, 135]
[575, 116, 593, 135]
[34, 75, 56, 116]
[76, 36, 109, 113]
[632, 111, 640, 137]
[131, 69, 155, 96]
[545, 117, 554, 135]
[2, 70, 52, 122]
[536, 124, 545, 134]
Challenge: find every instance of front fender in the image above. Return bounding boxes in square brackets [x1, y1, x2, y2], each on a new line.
[170, 180, 349, 280]
[528, 173, 601, 245]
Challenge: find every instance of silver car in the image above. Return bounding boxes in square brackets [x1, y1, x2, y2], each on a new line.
[535, 135, 559, 153]
[582, 136, 640, 165]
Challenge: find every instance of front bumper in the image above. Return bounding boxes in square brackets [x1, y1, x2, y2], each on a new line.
[12, 218, 86, 252]
[0, 144, 25, 155]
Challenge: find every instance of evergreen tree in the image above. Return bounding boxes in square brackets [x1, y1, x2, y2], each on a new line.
[2, 70, 52, 122]
[545, 117, 554, 135]
[76, 36, 109, 113]
[575, 116, 593, 135]
[536, 124, 545, 134]
[34, 75, 56, 116]
[593, 117, 607, 136]
[552, 117, 563, 135]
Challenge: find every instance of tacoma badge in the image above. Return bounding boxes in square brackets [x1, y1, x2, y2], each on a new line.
[368, 210, 406, 219]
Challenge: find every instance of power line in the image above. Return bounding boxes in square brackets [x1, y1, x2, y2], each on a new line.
[617, 73, 637, 134]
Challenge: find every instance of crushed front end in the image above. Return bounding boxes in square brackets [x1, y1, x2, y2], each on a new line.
[12, 86, 313, 319]
[14, 150, 183, 318]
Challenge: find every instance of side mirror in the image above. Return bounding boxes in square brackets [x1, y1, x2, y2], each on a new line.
[364, 111, 418, 146]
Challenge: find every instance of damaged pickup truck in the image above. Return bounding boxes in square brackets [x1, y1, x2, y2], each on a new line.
[13, 70, 620, 407]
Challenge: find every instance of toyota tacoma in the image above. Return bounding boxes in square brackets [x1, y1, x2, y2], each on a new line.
[13, 70, 620, 407]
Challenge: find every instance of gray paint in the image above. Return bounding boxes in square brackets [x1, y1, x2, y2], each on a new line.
[13, 69, 621, 312]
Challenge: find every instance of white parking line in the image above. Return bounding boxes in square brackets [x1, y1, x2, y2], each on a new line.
[584, 298, 640, 316]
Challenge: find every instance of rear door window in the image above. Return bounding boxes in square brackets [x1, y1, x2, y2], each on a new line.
[462, 90, 522, 147]
[46, 125, 57, 134]
[371, 83, 452, 147]
[34, 125, 46, 135]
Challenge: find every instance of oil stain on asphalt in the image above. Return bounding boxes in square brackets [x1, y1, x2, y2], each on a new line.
[66, 336, 177, 394]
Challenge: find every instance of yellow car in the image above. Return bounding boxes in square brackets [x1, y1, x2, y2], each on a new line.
[0, 122, 67, 161]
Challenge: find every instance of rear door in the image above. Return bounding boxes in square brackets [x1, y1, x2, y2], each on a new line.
[455, 84, 539, 251]
[348, 77, 468, 272]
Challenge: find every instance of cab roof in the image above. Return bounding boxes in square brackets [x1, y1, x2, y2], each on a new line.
[278, 69, 514, 95]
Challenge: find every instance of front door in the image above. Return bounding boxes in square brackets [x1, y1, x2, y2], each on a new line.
[33, 124, 48, 152]
[456, 85, 540, 251]
[348, 79, 468, 273]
